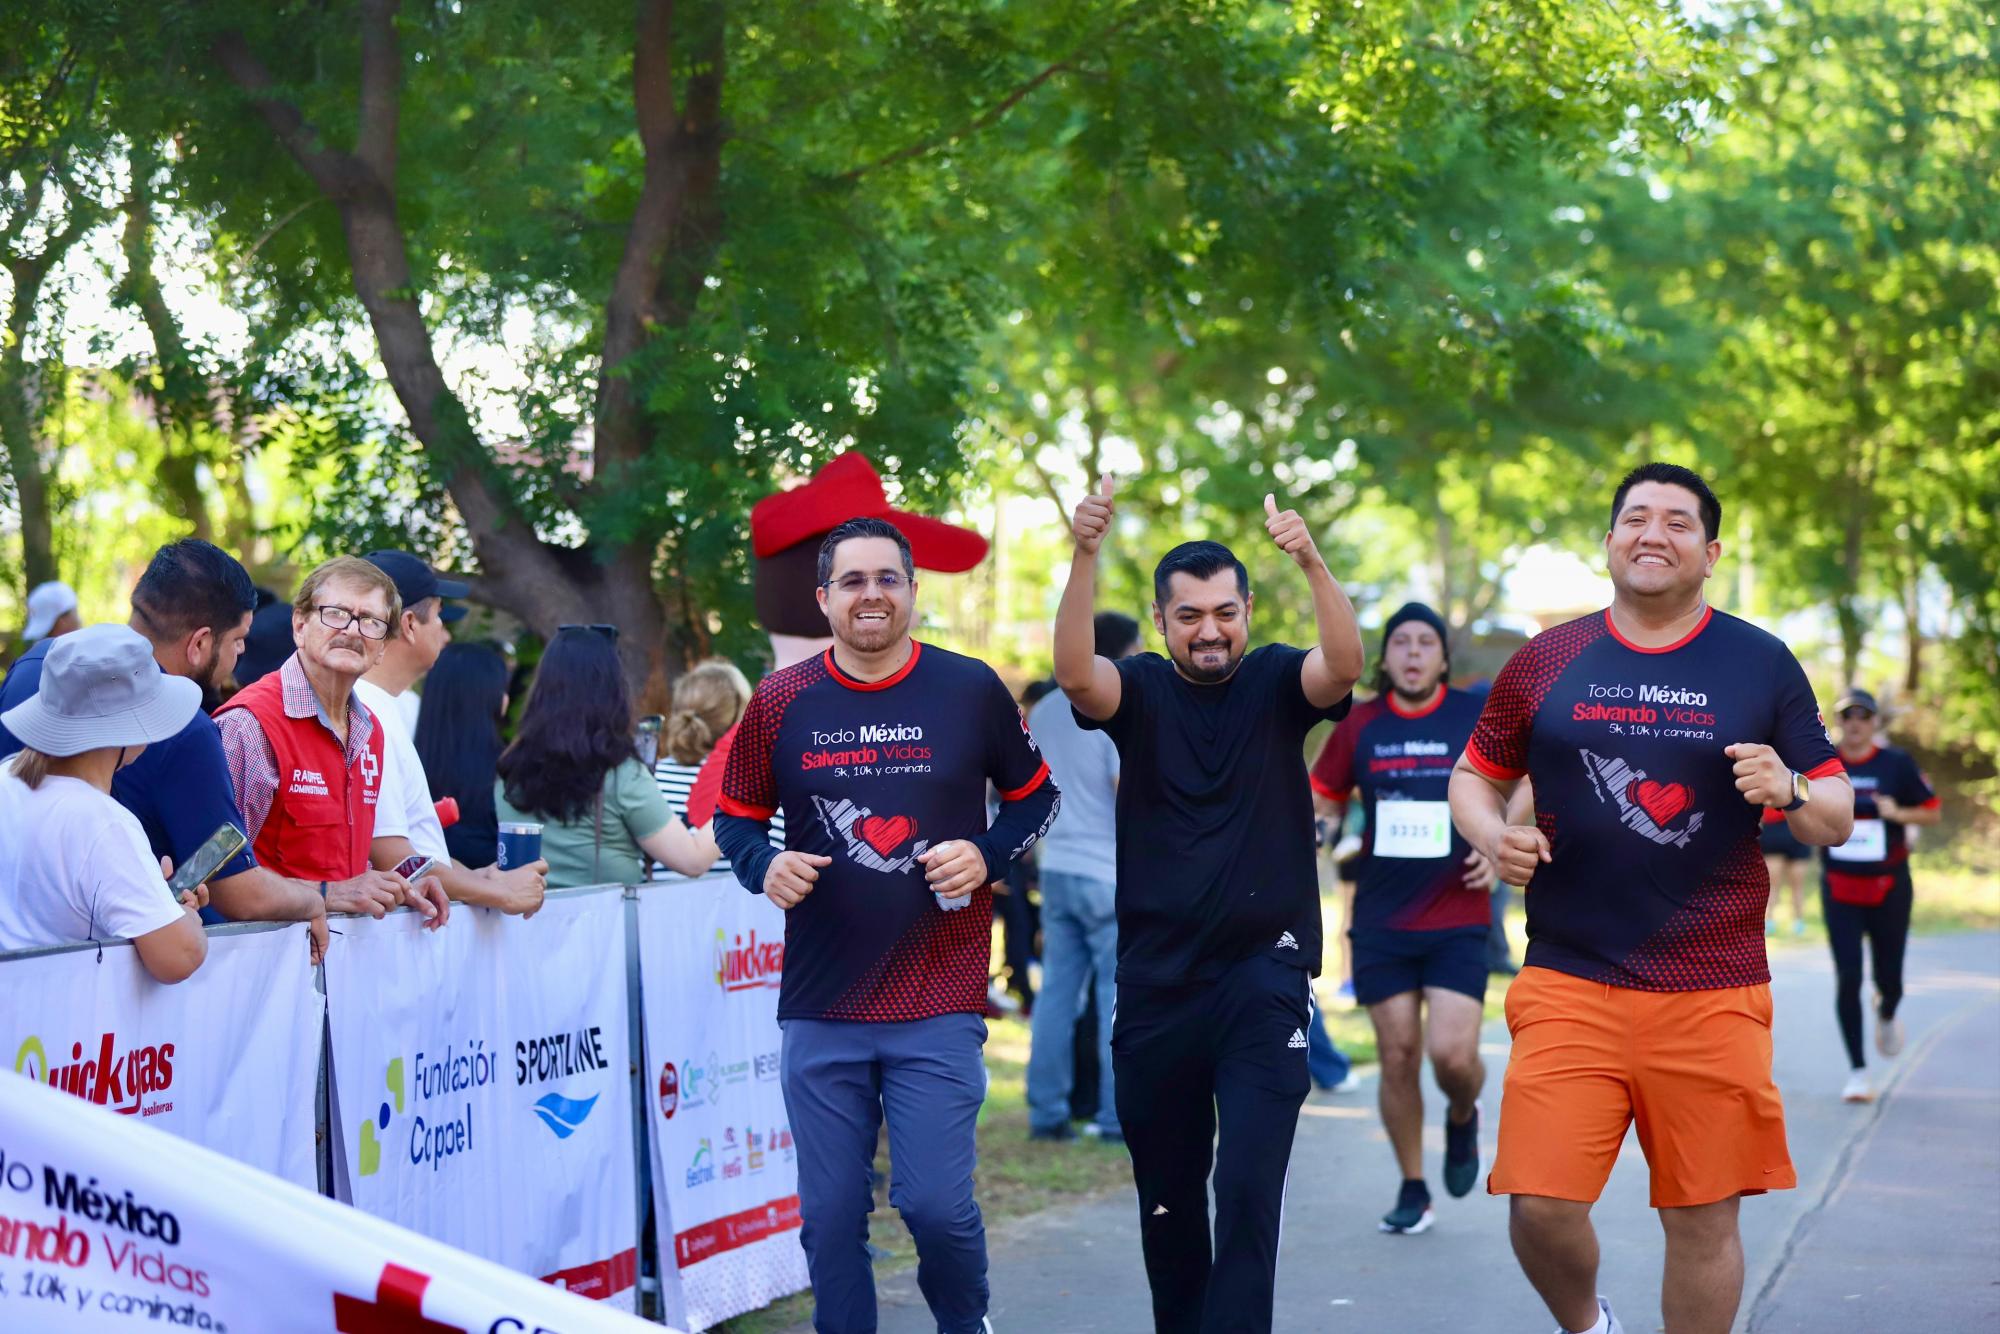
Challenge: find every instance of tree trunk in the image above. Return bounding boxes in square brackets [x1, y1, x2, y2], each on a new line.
[1, 268, 58, 592]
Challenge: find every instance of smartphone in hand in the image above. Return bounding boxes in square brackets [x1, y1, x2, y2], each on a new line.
[167, 824, 248, 898]
[392, 853, 439, 887]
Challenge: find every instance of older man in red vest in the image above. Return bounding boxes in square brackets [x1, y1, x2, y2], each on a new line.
[216, 557, 447, 926]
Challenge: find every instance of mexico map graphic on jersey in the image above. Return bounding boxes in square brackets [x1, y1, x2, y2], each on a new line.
[1579, 748, 1705, 849]
[812, 795, 931, 874]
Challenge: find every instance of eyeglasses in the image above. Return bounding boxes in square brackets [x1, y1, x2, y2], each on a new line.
[1839, 709, 1873, 722]
[558, 623, 621, 640]
[822, 572, 909, 595]
[315, 605, 392, 640]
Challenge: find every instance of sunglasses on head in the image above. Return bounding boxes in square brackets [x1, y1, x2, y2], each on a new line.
[558, 623, 620, 641]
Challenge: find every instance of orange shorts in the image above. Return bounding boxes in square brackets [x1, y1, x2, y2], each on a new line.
[1489, 965, 1795, 1208]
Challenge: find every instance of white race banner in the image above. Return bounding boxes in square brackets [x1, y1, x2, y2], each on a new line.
[637, 878, 809, 1332]
[0, 1069, 664, 1331]
[0, 924, 319, 1187]
[325, 888, 639, 1308]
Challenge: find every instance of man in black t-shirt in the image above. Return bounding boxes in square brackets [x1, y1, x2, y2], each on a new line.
[1055, 477, 1363, 1334]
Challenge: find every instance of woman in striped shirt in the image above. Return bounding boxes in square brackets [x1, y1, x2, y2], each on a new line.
[652, 658, 772, 879]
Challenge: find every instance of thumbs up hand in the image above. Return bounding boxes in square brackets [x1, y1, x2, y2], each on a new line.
[1073, 473, 1117, 555]
[1264, 492, 1321, 570]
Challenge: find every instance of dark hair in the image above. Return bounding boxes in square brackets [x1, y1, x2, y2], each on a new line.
[413, 642, 510, 845]
[131, 539, 257, 642]
[496, 627, 637, 823]
[816, 517, 915, 586]
[1153, 541, 1248, 606]
[1021, 677, 1059, 708]
[1093, 610, 1142, 660]
[1610, 463, 1721, 543]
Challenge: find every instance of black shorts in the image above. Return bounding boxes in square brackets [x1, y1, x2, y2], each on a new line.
[1759, 819, 1811, 861]
[1349, 926, 1490, 1006]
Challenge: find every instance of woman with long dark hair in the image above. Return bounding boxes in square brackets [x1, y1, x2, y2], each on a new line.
[495, 626, 716, 888]
[413, 642, 512, 869]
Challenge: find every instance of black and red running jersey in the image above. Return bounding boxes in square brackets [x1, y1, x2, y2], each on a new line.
[1311, 687, 1490, 932]
[1464, 607, 1842, 991]
[716, 642, 1058, 1022]
[1820, 744, 1936, 878]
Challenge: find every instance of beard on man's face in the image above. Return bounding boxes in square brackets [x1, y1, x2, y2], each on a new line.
[1172, 635, 1241, 683]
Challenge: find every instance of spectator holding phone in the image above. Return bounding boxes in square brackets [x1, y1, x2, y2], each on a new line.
[496, 625, 718, 889]
[360, 551, 547, 916]
[0, 541, 336, 958]
[215, 557, 448, 928]
[0, 626, 211, 982]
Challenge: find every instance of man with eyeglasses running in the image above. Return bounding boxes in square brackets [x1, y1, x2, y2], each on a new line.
[715, 516, 1060, 1334]
[216, 557, 448, 928]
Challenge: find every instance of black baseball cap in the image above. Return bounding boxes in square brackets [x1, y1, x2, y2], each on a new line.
[1833, 687, 1878, 717]
[364, 550, 470, 623]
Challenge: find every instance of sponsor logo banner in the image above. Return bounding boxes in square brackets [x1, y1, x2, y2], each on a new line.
[325, 889, 639, 1310]
[637, 878, 809, 1332]
[0, 1068, 662, 1332]
[1, 925, 318, 1187]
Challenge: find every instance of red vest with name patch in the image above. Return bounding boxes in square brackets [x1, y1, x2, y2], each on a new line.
[214, 673, 381, 880]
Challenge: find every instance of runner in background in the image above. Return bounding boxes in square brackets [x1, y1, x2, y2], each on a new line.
[1819, 688, 1940, 1104]
[1450, 462, 1852, 1334]
[1310, 602, 1504, 1235]
[1759, 807, 1812, 936]
[715, 516, 1059, 1334]
[1058, 477, 1363, 1334]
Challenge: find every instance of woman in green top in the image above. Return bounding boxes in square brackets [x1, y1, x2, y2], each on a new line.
[495, 626, 718, 888]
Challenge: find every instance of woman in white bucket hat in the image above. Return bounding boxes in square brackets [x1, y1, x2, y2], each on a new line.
[0, 624, 211, 981]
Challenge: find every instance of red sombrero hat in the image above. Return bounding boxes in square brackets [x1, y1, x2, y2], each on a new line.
[751, 451, 989, 568]
[751, 452, 989, 636]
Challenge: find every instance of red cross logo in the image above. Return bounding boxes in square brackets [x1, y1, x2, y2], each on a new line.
[333, 1264, 466, 1334]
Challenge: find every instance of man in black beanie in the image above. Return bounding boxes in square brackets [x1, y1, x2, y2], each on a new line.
[1310, 601, 1500, 1235]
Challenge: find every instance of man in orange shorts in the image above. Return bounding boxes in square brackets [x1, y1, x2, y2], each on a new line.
[1448, 463, 1854, 1334]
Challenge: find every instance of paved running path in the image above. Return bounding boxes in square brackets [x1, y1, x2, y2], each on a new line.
[790, 930, 1999, 1333]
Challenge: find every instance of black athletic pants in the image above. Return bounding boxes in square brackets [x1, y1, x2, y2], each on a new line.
[1113, 953, 1312, 1334]
[1822, 866, 1914, 1069]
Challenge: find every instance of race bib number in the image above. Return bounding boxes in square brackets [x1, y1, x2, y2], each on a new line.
[1828, 818, 1887, 863]
[1374, 800, 1453, 860]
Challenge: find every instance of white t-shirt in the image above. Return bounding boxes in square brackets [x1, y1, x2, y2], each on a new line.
[356, 678, 450, 865]
[0, 770, 187, 949]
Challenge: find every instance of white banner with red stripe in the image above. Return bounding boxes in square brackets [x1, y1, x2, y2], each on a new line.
[0, 922, 319, 1187]
[636, 878, 809, 1332]
[325, 887, 640, 1309]
[0, 1068, 663, 1332]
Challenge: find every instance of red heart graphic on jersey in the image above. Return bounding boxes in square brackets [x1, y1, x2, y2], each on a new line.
[858, 814, 918, 857]
[1629, 779, 1694, 827]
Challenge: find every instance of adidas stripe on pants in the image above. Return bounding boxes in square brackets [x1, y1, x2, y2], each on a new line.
[1112, 952, 1313, 1334]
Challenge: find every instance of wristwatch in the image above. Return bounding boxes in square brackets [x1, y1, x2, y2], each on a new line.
[1781, 770, 1810, 812]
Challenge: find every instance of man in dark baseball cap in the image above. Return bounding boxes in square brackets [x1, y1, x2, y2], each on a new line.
[358, 551, 547, 920]
[362, 550, 469, 624]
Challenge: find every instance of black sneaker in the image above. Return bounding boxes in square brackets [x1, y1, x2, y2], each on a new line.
[1379, 1179, 1433, 1235]
[1443, 1102, 1481, 1198]
[1028, 1123, 1075, 1142]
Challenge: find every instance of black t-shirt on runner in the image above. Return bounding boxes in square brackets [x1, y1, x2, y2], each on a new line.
[715, 642, 1058, 1022]
[1465, 607, 1842, 991]
[1310, 687, 1489, 933]
[1820, 745, 1935, 878]
[1079, 645, 1352, 986]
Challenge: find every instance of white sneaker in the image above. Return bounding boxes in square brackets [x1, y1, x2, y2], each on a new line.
[1552, 1295, 1621, 1334]
[1842, 1069, 1874, 1103]
[1876, 1011, 1905, 1057]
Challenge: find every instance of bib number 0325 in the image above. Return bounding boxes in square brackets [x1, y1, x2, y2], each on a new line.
[1373, 799, 1453, 860]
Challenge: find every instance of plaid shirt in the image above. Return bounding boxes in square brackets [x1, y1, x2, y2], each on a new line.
[216, 654, 378, 847]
